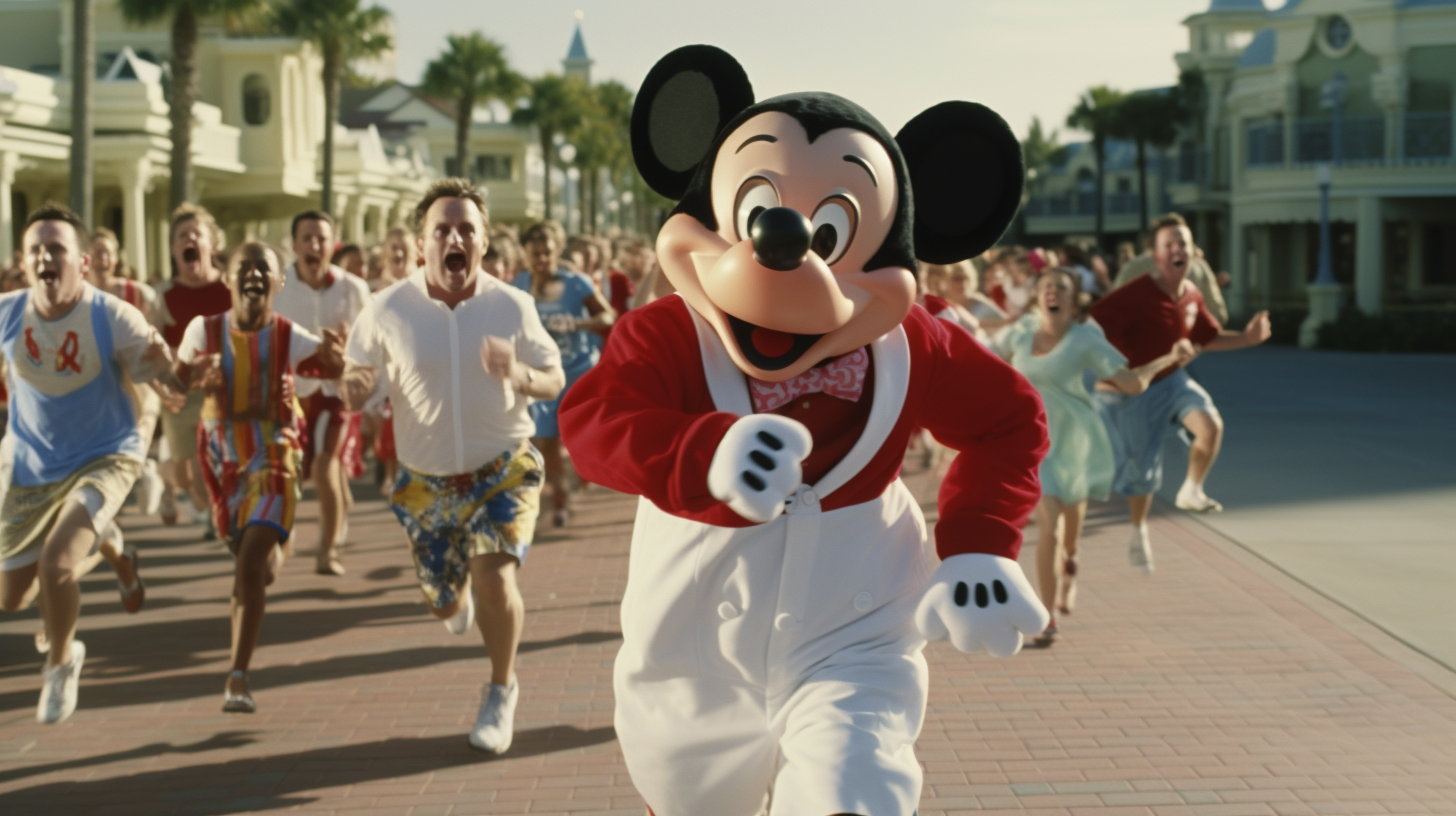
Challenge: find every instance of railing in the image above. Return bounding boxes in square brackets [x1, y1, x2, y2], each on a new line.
[1293, 115, 1385, 164]
[1404, 112, 1453, 162]
[1025, 192, 1157, 219]
[1246, 121, 1285, 167]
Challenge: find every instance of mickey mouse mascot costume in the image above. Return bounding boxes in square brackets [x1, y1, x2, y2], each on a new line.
[560, 45, 1050, 816]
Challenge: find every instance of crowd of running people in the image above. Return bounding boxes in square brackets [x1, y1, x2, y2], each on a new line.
[0, 181, 1265, 740]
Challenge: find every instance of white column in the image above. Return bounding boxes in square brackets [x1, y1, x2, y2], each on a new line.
[154, 204, 171, 281]
[1354, 196, 1384, 315]
[118, 158, 152, 280]
[0, 151, 17, 260]
[1229, 219, 1248, 317]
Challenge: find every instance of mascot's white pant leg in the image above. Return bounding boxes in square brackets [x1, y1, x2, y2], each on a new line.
[616, 483, 934, 816]
[767, 647, 929, 816]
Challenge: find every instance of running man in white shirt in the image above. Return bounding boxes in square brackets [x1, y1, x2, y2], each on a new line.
[0, 202, 185, 724]
[273, 210, 370, 576]
[342, 178, 564, 753]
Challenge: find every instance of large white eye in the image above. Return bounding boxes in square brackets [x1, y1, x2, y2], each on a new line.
[734, 177, 779, 242]
[809, 195, 858, 266]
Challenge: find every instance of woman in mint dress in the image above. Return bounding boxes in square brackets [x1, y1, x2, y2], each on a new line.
[995, 268, 1192, 646]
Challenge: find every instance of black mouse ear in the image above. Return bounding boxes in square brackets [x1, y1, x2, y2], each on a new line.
[896, 101, 1024, 264]
[631, 45, 754, 200]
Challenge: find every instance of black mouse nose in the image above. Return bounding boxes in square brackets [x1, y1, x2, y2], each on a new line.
[750, 207, 813, 272]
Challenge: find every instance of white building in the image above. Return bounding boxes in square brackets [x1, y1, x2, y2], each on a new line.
[0, 0, 433, 279]
[1024, 0, 1456, 323]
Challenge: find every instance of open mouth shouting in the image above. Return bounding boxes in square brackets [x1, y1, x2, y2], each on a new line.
[725, 313, 824, 372]
[181, 247, 201, 266]
[37, 268, 60, 286]
[444, 249, 468, 275]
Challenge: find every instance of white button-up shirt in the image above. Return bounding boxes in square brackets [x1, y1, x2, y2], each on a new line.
[345, 270, 560, 476]
[273, 263, 370, 398]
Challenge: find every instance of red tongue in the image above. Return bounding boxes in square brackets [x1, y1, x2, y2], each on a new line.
[750, 327, 795, 358]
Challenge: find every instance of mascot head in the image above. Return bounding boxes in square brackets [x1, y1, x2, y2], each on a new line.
[633, 45, 1024, 381]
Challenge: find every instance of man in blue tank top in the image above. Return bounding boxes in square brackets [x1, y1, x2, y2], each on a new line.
[0, 202, 186, 724]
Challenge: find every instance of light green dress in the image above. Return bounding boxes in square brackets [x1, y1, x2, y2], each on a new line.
[998, 315, 1127, 503]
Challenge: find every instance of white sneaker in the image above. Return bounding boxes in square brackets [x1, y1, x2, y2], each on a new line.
[37, 640, 85, 724]
[1175, 483, 1223, 513]
[136, 459, 164, 516]
[468, 678, 518, 753]
[1128, 526, 1154, 574]
[443, 590, 475, 636]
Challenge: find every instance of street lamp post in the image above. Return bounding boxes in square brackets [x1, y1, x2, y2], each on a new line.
[1302, 72, 1350, 347]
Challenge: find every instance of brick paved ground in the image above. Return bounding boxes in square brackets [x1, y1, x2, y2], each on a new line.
[2, 459, 1454, 815]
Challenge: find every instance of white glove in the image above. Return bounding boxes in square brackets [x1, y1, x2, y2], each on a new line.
[914, 553, 1050, 657]
[706, 414, 813, 523]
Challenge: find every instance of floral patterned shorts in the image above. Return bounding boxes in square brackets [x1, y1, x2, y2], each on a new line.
[389, 442, 544, 609]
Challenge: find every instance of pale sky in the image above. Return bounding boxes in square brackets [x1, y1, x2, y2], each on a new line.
[375, 0, 1244, 144]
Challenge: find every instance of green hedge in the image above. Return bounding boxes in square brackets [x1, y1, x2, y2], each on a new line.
[1316, 309, 1456, 353]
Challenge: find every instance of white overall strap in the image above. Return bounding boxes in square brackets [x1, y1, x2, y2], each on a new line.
[684, 296, 754, 417]
[812, 324, 910, 499]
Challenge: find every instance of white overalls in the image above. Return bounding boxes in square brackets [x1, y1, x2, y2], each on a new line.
[614, 308, 936, 816]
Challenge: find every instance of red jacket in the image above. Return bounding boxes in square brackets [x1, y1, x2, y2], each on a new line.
[559, 296, 1047, 561]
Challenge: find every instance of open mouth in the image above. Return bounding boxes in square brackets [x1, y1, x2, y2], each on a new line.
[38, 270, 59, 284]
[182, 247, 200, 264]
[444, 251, 468, 274]
[241, 281, 268, 297]
[725, 313, 824, 372]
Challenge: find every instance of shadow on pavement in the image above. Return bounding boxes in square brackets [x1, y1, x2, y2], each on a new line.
[0, 631, 621, 713]
[0, 725, 618, 814]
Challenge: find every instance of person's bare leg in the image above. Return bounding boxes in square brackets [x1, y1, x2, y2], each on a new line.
[1127, 494, 1155, 573]
[533, 437, 568, 514]
[334, 456, 354, 545]
[1177, 409, 1225, 512]
[182, 459, 209, 517]
[312, 447, 344, 572]
[1059, 500, 1088, 612]
[1033, 496, 1063, 613]
[471, 553, 523, 686]
[1128, 494, 1154, 528]
[0, 562, 41, 613]
[228, 525, 283, 694]
[37, 500, 105, 667]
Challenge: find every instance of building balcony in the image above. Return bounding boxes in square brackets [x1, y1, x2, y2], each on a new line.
[1244, 113, 1455, 171]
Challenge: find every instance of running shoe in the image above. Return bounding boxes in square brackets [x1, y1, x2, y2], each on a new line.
[222, 670, 256, 714]
[315, 551, 346, 576]
[37, 640, 85, 724]
[1027, 619, 1057, 649]
[1175, 484, 1224, 513]
[1129, 526, 1154, 574]
[468, 678, 518, 753]
[443, 590, 475, 636]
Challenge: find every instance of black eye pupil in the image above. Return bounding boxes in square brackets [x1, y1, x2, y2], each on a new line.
[811, 224, 838, 260]
[746, 206, 766, 234]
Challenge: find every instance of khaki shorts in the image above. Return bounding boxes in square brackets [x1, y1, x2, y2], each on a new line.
[0, 455, 142, 568]
[160, 389, 205, 464]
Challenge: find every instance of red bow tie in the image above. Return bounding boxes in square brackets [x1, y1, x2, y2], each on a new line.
[749, 347, 869, 413]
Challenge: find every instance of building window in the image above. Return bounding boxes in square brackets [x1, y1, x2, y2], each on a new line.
[243, 74, 270, 126]
[445, 157, 460, 177]
[1424, 223, 1456, 287]
[474, 155, 514, 181]
[1325, 16, 1352, 52]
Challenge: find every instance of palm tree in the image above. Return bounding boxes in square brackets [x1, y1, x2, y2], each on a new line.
[570, 80, 632, 234]
[70, 0, 94, 223]
[421, 32, 524, 183]
[511, 74, 589, 222]
[1110, 90, 1183, 230]
[1065, 85, 1126, 251]
[274, 0, 391, 214]
[119, 0, 269, 210]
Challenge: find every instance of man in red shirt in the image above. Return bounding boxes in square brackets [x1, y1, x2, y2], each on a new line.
[1090, 213, 1270, 571]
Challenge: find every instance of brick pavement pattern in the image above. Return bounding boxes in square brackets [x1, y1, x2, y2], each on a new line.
[2, 462, 1455, 815]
